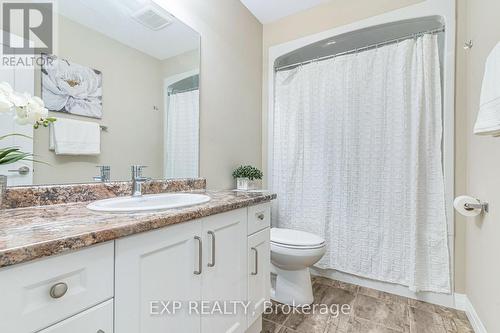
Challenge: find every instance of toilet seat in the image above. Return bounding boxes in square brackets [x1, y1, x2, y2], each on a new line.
[271, 228, 325, 249]
[271, 242, 325, 250]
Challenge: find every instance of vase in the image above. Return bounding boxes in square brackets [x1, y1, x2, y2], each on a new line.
[0, 175, 6, 209]
[236, 177, 254, 191]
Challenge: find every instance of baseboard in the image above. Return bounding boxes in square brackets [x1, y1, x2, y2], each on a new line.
[246, 315, 262, 333]
[312, 268, 458, 309]
[455, 294, 488, 333]
[454, 293, 467, 311]
[311, 268, 488, 332]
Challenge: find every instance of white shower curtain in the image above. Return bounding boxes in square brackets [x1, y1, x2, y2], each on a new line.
[272, 34, 450, 293]
[166, 89, 199, 178]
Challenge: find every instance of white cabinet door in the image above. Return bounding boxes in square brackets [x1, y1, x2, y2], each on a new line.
[201, 209, 248, 333]
[115, 221, 203, 333]
[247, 228, 271, 327]
[38, 300, 113, 333]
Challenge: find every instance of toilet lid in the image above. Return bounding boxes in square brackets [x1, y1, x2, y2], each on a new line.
[271, 228, 325, 247]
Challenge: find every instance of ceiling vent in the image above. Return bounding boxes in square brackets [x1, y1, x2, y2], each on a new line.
[131, 5, 174, 31]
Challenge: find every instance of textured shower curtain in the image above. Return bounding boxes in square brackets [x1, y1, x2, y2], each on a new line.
[166, 89, 199, 178]
[272, 34, 450, 292]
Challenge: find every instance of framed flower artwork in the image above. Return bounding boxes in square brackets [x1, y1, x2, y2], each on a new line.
[41, 54, 103, 119]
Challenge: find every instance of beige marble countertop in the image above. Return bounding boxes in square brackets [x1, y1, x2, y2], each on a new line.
[0, 190, 276, 268]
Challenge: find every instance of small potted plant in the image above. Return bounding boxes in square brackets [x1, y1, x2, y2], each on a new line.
[0, 82, 55, 207]
[232, 165, 263, 191]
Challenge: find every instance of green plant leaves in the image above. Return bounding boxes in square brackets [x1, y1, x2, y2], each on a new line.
[0, 133, 33, 141]
[0, 148, 32, 165]
[232, 165, 263, 180]
[0, 132, 50, 165]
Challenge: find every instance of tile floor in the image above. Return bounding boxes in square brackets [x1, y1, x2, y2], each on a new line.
[263, 276, 473, 333]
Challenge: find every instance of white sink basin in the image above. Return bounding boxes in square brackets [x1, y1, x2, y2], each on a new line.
[87, 193, 211, 213]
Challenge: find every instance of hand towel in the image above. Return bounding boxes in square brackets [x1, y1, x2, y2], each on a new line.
[474, 42, 500, 136]
[49, 118, 101, 155]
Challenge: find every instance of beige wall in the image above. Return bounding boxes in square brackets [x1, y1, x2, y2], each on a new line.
[33, 16, 165, 184]
[162, 49, 199, 79]
[154, 0, 263, 190]
[457, 0, 500, 331]
[263, 0, 424, 48]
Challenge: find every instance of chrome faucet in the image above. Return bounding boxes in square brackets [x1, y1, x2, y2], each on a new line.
[131, 165, 150, 197]
[94, 165, 110, 182]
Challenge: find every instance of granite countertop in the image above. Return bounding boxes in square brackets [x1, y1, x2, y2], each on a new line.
[0, 190, 276, 268]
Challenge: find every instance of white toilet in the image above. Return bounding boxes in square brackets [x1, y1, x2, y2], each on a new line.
[270, 228, 326, 306]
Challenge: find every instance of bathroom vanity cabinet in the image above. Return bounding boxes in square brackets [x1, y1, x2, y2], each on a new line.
[0, 203, 271, 333]
[115, 208, 249, 333]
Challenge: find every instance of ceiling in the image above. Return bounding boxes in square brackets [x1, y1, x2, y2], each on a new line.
[57, 0, 199, 60]
[240, 0, 331, 24]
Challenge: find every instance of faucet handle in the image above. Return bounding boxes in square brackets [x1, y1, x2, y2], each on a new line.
[131, 165, 147, 177]
[94, 165, 110, 182]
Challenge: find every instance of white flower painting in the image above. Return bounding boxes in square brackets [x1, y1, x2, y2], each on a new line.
[41, 54, 103, 119]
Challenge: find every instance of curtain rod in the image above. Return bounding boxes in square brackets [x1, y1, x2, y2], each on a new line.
[168, 86, 199, 95]
[275, 27, 445, 72]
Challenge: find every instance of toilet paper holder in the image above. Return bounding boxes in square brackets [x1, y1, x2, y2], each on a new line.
[463, 200, 489, 213]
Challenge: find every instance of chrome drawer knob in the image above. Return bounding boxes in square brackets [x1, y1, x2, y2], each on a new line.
[256, 213, 265, 220]
[49, 282, 68, 299]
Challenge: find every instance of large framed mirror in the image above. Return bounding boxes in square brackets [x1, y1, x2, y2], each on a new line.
[0, 0, 200, 186]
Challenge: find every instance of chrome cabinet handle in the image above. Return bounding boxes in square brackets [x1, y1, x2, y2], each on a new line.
[251, 247, 258, 275]
[49, 282, 68, 299]
[256, 213, 265, 220]
[207, 231, 216, 267]
[8, 166, 30, 175]
[194, 236, 202, 275]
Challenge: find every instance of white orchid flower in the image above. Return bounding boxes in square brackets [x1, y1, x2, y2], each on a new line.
[0, 81, 54, 167]
[10, 91, 30, 108]
[0, 80, 55, 127]
[0, 94, 13, 113]
[14, 105, 29, 125]
[0, 82, 13, 96]
[0, 82, 14, 113]
[26, 98, 48, 123]
[30, 95, 45, 107]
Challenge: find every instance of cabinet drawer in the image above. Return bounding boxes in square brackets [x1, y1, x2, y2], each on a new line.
[247, 203, 271, 235]
[38, 300, 113, 333]
[0, 242, 114, 333]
